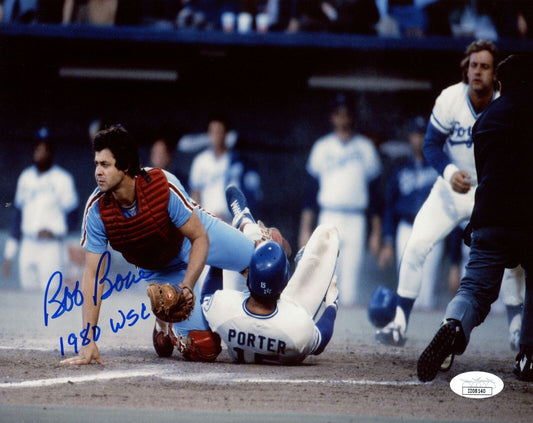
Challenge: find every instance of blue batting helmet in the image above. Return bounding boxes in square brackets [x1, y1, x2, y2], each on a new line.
[368, 285, 397, 328]
[249, 241, 289, 298]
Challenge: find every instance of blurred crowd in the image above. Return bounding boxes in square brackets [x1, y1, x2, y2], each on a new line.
[1, 0, 533, 40]
[0, 103, 465, 312]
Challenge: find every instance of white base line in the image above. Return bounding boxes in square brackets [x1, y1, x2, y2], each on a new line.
[0, 346, 52, 352]
[0, 345, 154, 352]
[0, 369, 421, 389]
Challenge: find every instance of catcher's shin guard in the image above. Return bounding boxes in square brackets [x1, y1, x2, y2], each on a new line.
[177, 330, 222, 362]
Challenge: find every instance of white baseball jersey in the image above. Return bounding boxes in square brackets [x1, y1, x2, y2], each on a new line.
[307, 133, 381, 211]
[189, 150, 231, 220]
[11, 164, 78, 290]
[306, 133, 381, 305]
[15, 165, 78, 238]
[429, 82, 499, 185]
[203, 290, 321, 364]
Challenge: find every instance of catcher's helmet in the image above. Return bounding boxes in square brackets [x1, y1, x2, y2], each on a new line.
[368, 285, 397, 328]
[249, 241, 289, 298]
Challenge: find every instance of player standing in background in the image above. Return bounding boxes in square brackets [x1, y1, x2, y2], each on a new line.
[189, 113, 261, 223]
[2, 127, 79, 291]
[60, 124, 256, 365]
[375, 40, 524, 349]
[377, 116, 441, 310]
[150, 137, 174, 172]
[202, 186, 339, 364]
[299, 94, 382, 307]
[149, 134, 190, 190]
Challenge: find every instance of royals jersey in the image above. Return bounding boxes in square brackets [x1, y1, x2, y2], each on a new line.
[426, 82, 499, 186]
[189, 150, 261, 221]
[15, 165, 78, 238]
[202, 290, 321, 364]
[306, 133, 381, 211]
[382, 157, 438, 241]
[189, 150, 231, 219]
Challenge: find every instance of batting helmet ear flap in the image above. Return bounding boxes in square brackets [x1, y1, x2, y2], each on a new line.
[368, 285, 397, 328]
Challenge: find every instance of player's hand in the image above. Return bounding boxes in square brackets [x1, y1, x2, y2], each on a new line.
[368, 229, 381, 258]
[450, 170, 471, 194]
[60, 342, 104, 365]
[378, 245, 394, 270]
[178, 282, 195, 308]
[448, 264, 461, 294]
[1, 259, 12, 279]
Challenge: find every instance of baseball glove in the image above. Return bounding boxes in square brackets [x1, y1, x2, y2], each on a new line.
[146, 283, 195, 323]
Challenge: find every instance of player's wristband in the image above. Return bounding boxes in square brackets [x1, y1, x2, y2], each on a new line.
[443, 164, 460, 185]
[4, 237, 19, 260]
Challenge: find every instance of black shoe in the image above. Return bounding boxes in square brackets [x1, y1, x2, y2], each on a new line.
[417, 319, 464, 382]
[513, 351, 533, 381]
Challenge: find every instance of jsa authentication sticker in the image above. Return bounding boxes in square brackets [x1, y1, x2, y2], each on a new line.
[450, 371, 504, 399]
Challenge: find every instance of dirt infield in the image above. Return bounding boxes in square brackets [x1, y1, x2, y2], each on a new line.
[1, 289, 532, 422]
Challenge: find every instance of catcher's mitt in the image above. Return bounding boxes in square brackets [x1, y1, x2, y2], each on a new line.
[146, 283, 195, 323]
[177, 330, 222, 362]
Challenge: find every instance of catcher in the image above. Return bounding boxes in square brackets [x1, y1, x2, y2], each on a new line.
[60, 124, 255, 365]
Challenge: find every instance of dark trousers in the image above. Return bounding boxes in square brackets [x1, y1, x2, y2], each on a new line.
[445, 227, 533, 348]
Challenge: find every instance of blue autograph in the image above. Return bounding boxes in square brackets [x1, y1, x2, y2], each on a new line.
[109, 302, 150, 333]
[43, 271, 83, 327]
[43, 251, 155, 355]
[96, 251, 155, 304]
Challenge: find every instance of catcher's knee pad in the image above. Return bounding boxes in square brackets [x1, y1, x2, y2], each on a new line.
[178, 330, 222, 362]
[368, 285, 397, 328]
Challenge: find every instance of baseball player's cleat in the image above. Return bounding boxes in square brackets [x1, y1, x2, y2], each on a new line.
[513, 351, 533, 381]
[510, 328, 521, 352]
[225, 184, 255, 229]
[152, 322, 177, 358]
[375, 322, 406, 347]
[417, 319, 464, 382]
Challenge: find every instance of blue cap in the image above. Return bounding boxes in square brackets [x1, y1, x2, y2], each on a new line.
[34, 126, 50, 141]
[409, 116, 427, 133]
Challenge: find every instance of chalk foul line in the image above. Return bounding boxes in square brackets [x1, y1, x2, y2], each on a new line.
[0, 368, 421, 389]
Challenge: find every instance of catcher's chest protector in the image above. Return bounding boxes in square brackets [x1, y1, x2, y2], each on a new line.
[99, 168, 183, 269]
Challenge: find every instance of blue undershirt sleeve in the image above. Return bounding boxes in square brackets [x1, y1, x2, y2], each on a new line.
[311, 306, 337, 355]
[422, 123, 450, 176]
[9, 208, 22, 240]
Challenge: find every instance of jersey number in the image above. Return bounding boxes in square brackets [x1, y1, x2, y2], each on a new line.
[233, 347, 276, 364]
